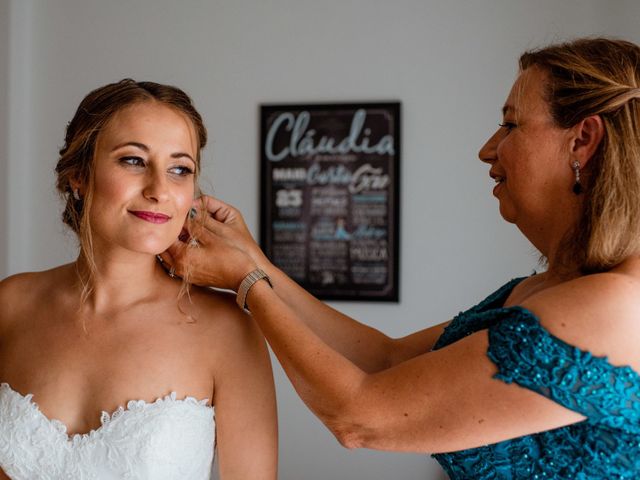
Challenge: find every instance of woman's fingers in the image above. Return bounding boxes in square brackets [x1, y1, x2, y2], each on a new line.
[160, 238, 213, 286]
[194, 195, 239, 224]
[157, 196, 263, 288]
[159, 240, 187, 274]
[189, 197, 248, 243]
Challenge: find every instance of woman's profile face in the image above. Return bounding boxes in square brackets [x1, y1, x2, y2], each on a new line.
[478, 67, 574, 226]
[87, 101, 198, 256]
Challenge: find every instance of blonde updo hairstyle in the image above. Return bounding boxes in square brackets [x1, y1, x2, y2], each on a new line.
[520, 38, 640, 273]
[55, 79, 207, 297]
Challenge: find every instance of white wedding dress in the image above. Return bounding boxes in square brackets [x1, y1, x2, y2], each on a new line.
[0, 383, 215, 479]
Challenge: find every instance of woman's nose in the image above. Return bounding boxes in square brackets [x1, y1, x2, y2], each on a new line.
[478, 129, 500, 164]
[142, 170, 170, 202]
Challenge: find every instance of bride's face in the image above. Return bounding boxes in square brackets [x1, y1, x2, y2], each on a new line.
[88, 101, 198, 256]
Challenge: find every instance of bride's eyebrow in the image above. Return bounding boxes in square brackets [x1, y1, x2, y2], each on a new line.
[171, 152, 196, 166]
[111, 141, 148, 152]
[111, 141, 195, 166]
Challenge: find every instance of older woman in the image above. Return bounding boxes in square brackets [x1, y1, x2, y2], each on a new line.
[0, 80, 277, 479]
[165, 38, 640, 478]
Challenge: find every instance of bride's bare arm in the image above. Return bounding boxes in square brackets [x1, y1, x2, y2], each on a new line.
[204, 296, 278, 480]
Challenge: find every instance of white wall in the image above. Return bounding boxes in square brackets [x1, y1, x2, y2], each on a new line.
[5, 0, 34, 274]
[0, 0, 9, 275]
[3, 1, 640, 479]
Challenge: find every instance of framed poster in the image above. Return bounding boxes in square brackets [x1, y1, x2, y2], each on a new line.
[260, 102, 400, 301]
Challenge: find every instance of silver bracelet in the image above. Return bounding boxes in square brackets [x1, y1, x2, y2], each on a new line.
[236, 269, 272, 313]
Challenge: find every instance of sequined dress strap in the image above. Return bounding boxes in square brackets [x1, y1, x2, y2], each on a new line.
[488, 306, 640, 433]
[431, 279, 640, 479]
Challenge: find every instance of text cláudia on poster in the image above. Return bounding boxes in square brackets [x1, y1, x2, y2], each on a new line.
[260, 103, 400, 301]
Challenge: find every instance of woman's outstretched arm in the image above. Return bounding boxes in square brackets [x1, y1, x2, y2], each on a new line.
[163, 196, 449, 373]
[160, 198, 640, 453]
[242, 278, 591, 453]
[241, 257, 450, 372]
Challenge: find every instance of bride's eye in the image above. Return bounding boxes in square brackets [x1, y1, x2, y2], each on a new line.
[120, 156, 145, 167]
[168, 165, 194, 177]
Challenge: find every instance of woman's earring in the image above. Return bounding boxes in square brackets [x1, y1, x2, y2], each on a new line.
[572, 161, 583, 195]
[73, 189, 81, 201]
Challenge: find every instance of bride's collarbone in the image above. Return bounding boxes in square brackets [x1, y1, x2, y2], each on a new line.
[0, 321, 216, 435]
[0, 289, 231, 434]
[1, 351, 215, 436]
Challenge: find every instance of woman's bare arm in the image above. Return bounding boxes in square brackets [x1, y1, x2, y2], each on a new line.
[159, 197, 640, 453]
[164, 196, 448, 373]
[256, 260, 450, 371]
[242, 271, 640, 453]
[208, 301, 278, 480]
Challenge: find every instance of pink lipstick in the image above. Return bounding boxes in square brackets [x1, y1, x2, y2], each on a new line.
[129, 210, 171, 224]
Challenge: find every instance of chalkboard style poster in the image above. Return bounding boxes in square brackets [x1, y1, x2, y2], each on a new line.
[260, 103, 400, 301]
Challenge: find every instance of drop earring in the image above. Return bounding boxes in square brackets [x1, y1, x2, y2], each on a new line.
[73, 189, 81, 201]
[572, 161, 583, 195]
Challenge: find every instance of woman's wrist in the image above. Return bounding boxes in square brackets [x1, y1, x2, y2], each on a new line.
[248, 248, 273, 273]
[233, 259, 259, 291]
[235, 268, 273, 312]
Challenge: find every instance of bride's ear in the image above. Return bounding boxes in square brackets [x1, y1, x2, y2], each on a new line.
[570, 115, 604, 168]
[68, 185, 84, 202]
[69, 176, 86, 196]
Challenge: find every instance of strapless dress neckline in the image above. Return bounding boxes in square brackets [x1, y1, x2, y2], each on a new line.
[0, 382, 216, 479]
[0, 382, 212, 442]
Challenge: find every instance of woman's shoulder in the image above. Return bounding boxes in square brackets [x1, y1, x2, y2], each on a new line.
[188, 285, 244, 322]
[518, 263, 640, 368]
[186, 285, 263, 344]
[523, 265, 640, 316]
[0, 265, 74, 324]
[185, 285, 270, 376]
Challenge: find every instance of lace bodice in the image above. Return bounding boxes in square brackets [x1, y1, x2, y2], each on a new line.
[0, 383, 215, 479]
[432, 278, 640, 479]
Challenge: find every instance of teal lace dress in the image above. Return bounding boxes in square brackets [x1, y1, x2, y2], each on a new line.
[431, 278, 640, 479]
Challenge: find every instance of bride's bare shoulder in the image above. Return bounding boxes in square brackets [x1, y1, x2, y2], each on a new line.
[186, 285, 266, 351]
[188, 285, 246, 325]
[0, 264, 75, 324]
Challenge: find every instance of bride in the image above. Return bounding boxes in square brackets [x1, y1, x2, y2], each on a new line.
[0, 79, 277, 479]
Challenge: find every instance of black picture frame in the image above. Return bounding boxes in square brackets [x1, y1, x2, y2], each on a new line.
[260, 102, 400, 301]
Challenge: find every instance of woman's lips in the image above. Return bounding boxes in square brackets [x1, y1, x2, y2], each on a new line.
[129, 210, 171, 224]
[493, 179, 505, 196]
[490, 173, 506, 197]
